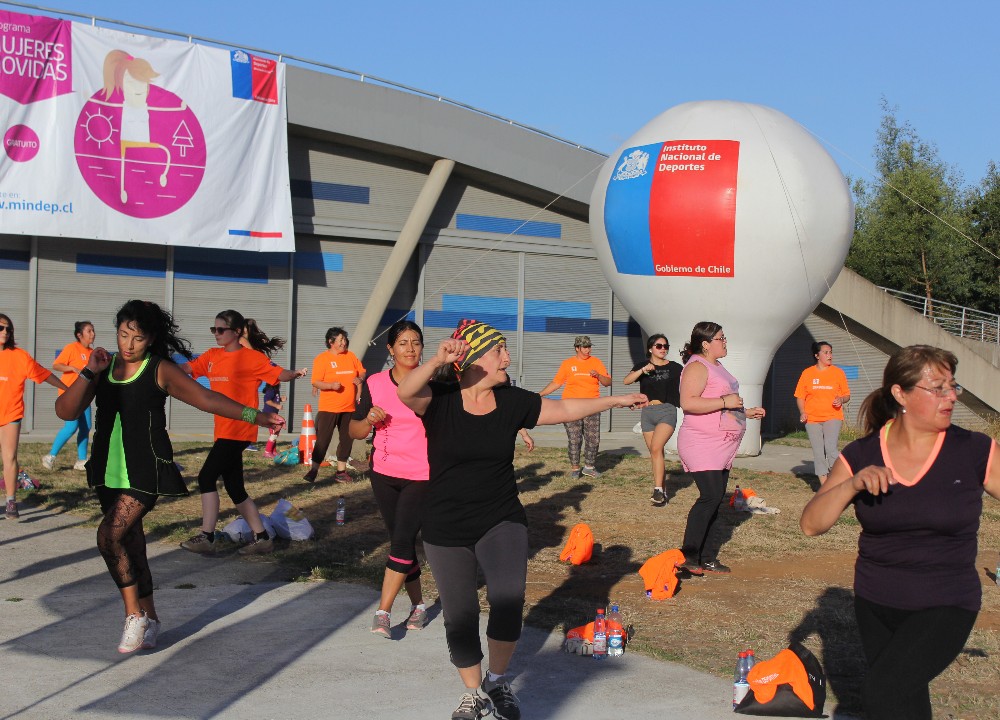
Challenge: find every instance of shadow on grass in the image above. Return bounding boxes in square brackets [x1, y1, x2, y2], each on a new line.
[523, 482, 594, 561]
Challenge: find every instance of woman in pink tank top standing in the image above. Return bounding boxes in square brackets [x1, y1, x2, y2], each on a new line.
[676, 322, 765, 575]
[349, 320, 431, 638]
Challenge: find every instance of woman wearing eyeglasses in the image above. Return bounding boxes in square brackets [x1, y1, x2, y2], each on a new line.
[0, 314, 68, 521]
[801, 345, 998, 720]
[623, 334, 683, 507]
[794, 341, 851, 485]
[179, 310, 307, 555]
[676, 322, 765, 575]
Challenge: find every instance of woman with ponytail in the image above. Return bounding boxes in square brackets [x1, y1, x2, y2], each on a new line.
[801, 345, 999, 720]
[179, 310, 307, 556]
[56, 300, 285, 653]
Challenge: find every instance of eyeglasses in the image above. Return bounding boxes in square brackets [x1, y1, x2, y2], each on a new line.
[652, 343, 668, 349]
[712, 335, 727, 343]
[914, 384, 963, 398]
[209, 326, 232, 335]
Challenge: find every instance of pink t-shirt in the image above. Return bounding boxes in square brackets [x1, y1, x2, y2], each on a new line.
[676, 355, 745, 472]
[364, 370, 429, 481]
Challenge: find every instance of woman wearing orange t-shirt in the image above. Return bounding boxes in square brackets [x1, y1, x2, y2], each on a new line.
[304, 327, 365, 484]
[0, 313, 68, 520]
[42, 321, 96, 472]
[538, 335, 611, 478]
[794, 341, 851, 485]
[179, 310, 307, 555]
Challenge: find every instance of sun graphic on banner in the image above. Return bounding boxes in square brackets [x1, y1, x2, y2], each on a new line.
[73, 49, 207, 220]
[78, 107, 117, 149]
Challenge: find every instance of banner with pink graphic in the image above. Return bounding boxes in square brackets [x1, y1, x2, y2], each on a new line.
[0, 9, 293, 251]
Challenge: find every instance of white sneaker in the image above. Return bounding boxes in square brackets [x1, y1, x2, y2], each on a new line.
[41, 454, 55, 470]
[117, 612, 148, 654]
[141, 618, 161, 649]
[73, 459, 87, 471]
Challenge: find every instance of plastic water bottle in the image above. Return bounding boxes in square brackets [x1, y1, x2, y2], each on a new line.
[336, 497, 346, 526]
[607, 604, 624, 657]
[592, 608, 607, 660]
[746, 647, 757, 670]
[733, 650, 750, 708]
[733, 485, 746, 511]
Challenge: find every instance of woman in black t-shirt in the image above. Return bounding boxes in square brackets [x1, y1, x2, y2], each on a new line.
[623, 334, 683, 507]
[398, 318, 646, 720]
[801, 345, 999, 720]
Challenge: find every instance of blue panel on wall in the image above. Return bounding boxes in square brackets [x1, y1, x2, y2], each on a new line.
[456, 213, 561, 239]
[441, 294, 518, 316]
[77, 253, 166, 278]
[296, 252, 344, 272]
[174, 247, 275, 284]
[524, 299, 591, 319]
[0, 249, 30, 271]
[424, 310, 518, 331]
[290, 179, 370, 205]
[612, 319, 643, 338]
[841, 365, 859, 380]
[379, 308, 417, 326]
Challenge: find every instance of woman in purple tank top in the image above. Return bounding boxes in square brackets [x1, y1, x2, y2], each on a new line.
[676, 322, 765, 576]
[349, 320, 431, 638]
[801, 345, 1000, 720]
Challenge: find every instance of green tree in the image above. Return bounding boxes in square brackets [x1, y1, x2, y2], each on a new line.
[848, 101, 973, 310]
[964, 162, 1000, 315]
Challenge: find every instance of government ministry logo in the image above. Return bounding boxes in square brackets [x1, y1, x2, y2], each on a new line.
[614, 149, 649, 181]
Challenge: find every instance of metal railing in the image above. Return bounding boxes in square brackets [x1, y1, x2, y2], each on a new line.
[1, 1, 608, 159]
[878, 286, 1000, 345]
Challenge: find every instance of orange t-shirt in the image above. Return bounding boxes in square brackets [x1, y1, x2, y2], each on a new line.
[0, 347, 51, 425]
[794, 365, 850, 423]
[311, 349, 365, 413]
[188, 347, 282, 442]
[550, 355, 608, 399]
[54, 341, 93, 396]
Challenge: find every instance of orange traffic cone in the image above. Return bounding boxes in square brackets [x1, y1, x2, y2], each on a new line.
[299, 404, 316, 465]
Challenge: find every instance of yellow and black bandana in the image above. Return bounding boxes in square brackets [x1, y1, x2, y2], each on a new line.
[451, 318, 506, 371]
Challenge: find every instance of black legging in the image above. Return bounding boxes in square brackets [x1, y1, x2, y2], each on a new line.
[369, 469, 429, 578]
[197, 438, 251, 503]
[854, 595, 977, 720]
[680, 468, 729, 563]
[95, 486, 157, 597]
[313, 411, 353, 463]
[423, 522, 528, 668]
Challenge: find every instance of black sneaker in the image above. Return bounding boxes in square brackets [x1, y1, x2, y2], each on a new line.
[650, 488, 666, 506]
[675, 559, 704, 576]
[481, 675, 520, 720]
[701, 559, 732, 574]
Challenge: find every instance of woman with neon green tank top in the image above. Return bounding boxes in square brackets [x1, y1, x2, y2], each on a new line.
[56, 300, 285, 654]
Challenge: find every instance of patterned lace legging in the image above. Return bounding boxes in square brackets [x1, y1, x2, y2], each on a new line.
[564, 413, 601, 467]
[96, 486, 157, 597]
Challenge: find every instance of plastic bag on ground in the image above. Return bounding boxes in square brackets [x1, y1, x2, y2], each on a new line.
[220, 516, 252, 543]
[269, 498, 294, 539]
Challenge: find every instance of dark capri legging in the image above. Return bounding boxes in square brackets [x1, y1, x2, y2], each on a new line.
[197, 438, 251, 503]
[369, 469, 429, 579]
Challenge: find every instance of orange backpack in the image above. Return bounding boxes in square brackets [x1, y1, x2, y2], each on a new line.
[559, 523, 594, 565]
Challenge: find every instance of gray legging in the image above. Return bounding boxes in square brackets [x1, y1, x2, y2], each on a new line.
[806, 419, 842, 476]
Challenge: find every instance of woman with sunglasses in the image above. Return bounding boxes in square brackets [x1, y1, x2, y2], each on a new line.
[794, 341, 851, 485]
[179, 310, 307, 555]
[801, 345, 998, 720]
[624, 334, 683, 507]
[42, 321, 97, 472]
[0, 314, 68, 520]
[676, 322, 765, 575]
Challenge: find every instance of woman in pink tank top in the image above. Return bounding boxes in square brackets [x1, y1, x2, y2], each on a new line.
[676, 322, 765, 576]
[349, 320, 431, 638]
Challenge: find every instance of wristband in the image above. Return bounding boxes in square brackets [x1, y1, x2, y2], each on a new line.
[80, 367, 96, 382]
[241, 406, 259, 424]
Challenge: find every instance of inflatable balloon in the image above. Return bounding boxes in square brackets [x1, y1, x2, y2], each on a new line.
[590, 101, 854, 455]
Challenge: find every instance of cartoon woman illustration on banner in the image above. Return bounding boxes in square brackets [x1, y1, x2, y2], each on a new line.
[75, 50, 206, 218]
[89, 51, 186, 203]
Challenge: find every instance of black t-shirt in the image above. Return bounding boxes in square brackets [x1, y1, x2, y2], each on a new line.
[420, 382, 542, 546]
[631, 360, 682, 405]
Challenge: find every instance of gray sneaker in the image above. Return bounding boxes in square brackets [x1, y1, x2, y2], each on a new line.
[41, 454, 55, 470]
[568, 468, 582, 479]
[5, 499, 19, 521]
[581, 465, 601, 478]
[237, 536, 274, 555]
[451, 692, 491, 720]
[650, 488, 667, 506]
[180, 533, 215, 554]
[405, 605, 427, 630]
[371, 612, 391, 638]
[141, 618, 161, 649]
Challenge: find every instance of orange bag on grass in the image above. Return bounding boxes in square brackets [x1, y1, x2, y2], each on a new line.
[566, 619, 626, 643]
[559, 523, 594, 565]
[638, 549, 685, 600]
[735, 643, 826, 717]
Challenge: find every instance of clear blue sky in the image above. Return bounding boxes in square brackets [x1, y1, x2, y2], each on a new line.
[6, 0, 999, 188]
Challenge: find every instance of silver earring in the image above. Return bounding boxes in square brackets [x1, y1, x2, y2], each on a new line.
[901, 408, 906, 414]
[388, 354, 395, 366]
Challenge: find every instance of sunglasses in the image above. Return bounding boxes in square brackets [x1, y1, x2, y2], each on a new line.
[652, 343, 668, 349]
[209, 326, 232, 335]
[0, 325, 9, 331]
